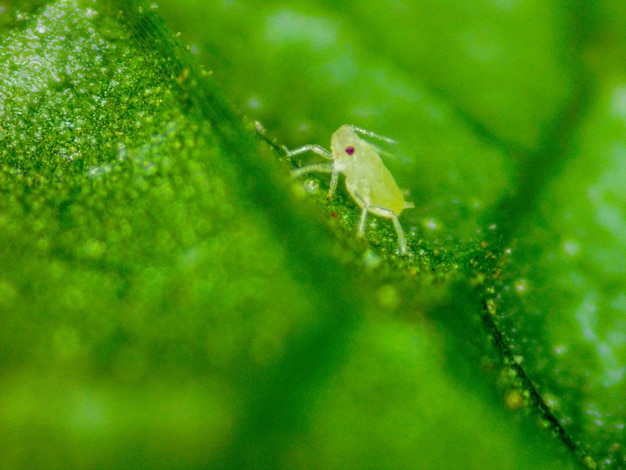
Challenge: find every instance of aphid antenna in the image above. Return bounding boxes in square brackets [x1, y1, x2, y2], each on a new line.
[375, 147, 401, 161]
[345, 125, 398, 145]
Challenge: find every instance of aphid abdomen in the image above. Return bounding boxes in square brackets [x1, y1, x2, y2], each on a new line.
[344, 158, 406, 216]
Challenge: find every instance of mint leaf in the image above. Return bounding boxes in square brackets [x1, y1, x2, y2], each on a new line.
[2, 0, 624, 468]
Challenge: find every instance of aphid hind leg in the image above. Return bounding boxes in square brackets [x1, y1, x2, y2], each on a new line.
[390, 214, 409, 256]
[371, 205, 410, 256]
[356, 202, 409, 255]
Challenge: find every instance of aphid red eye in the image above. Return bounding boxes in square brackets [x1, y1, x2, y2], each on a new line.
[345, 146, 355, 155]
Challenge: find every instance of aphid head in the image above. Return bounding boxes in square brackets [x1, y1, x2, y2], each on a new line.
[331, 126, 361, 161]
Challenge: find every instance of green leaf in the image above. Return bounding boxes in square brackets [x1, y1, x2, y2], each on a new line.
[1, 0, 624, 469]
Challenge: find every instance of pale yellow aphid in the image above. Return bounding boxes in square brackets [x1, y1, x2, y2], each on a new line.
[286, 125, 414, 255]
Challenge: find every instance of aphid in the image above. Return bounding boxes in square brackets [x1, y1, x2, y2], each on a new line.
[285, 125, 414, 255]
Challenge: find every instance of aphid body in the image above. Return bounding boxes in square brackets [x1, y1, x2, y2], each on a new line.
[286, 125, 414, 255]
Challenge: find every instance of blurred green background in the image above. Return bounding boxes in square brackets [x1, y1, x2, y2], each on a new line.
[0, 0, 625, 468]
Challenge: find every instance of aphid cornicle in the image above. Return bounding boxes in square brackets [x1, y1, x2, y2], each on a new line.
[285, 125, 414, 255]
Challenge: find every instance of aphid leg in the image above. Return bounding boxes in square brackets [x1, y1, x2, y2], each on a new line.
[291, 162, 334, 178]
[286, 144, 339, 196]
[371, 205, 410, 256]
[390, 214, 409, 255]
[328, 170, 340, 199]
[283, 144, 333, 159]
[357, 206, 369, 238]
[351, 191, 369, 237]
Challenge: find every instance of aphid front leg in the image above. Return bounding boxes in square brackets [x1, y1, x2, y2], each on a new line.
[286, 143, 340, 199]
[283, 144, 332, 160]
[291, 163, 340, 200]
[291, 162, 334, 179]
